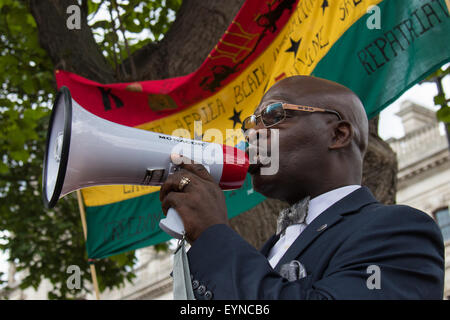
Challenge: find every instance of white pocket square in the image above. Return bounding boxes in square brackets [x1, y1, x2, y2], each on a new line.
[279, 260, 307, 281]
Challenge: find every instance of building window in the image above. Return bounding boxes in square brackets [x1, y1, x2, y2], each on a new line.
[435, 208, 450, 242]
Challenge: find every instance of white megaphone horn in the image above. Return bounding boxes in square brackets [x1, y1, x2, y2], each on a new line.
[42, 87, 249, 239]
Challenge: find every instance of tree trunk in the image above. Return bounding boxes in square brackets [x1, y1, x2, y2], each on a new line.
[29, 0, 398, 250]
[29, 0, 246, 82]
[362, 117, 398, 206]
[29, 0, 115, 83]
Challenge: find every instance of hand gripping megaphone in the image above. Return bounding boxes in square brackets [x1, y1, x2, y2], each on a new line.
[42, 87, 249, 239]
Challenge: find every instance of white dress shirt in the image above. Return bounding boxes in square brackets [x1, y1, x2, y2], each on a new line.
[267, 185, 361, 268]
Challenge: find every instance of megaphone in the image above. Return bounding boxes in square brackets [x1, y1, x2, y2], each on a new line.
[42, 87, 249, 239]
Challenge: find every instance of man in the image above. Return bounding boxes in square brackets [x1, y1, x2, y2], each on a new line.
[160, 75, 445, 299]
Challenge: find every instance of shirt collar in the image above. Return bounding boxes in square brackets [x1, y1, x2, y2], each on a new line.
[306, 185, 361, 225]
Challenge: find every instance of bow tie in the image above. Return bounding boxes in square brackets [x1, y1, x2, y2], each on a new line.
[276, 197, 310, 236]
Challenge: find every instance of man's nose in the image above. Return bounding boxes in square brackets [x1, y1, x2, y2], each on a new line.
[245, 127, 271, 150]
[246, 127, 257, 143]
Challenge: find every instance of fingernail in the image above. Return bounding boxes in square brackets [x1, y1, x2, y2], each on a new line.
[171, 153, 182, 164]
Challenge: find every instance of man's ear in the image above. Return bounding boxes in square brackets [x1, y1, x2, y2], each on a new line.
[329, 120, 353, 150]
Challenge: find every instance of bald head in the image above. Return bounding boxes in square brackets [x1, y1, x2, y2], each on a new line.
[250, 75, 369, 201]
[263, 75, 369, 158]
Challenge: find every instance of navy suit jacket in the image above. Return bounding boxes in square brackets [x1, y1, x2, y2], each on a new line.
[187, 187, 445, 299]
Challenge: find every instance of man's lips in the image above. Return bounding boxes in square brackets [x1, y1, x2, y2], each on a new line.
[246, 146, 270, 175]
[244, 130, 274, 175]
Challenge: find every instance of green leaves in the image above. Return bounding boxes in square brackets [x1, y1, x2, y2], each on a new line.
[88, 0, 181, 73]
[434, 92, 449, 124]
[423, 66, 449, 125]
[1, 0, 178, 299]
[437, 105, 450, 123]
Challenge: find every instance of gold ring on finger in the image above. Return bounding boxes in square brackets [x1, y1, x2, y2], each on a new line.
[178, 176, 191, 192]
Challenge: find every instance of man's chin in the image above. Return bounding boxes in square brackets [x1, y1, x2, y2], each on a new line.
[250, 170, 280, 198]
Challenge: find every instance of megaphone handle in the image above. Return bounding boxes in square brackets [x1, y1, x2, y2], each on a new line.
[158, 163, 212, 239]
[159, 207, 185, 239]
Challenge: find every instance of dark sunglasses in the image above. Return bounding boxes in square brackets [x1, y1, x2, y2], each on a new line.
[241, 102, 343, 131]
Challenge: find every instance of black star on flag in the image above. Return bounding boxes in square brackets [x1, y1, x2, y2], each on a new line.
[285, 37, 302, 57]
[229, 108, 243, 129]
[321, 0, 329, 15]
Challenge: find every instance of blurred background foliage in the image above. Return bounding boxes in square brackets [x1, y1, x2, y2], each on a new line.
[0, 0, 180, 299]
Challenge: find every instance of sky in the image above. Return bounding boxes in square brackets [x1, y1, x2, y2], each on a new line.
[379, 73, 449, 140]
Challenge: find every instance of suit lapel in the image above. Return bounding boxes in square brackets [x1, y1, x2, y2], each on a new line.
[274, 187, 378, 272]
[274, 212, 342, 272]
[260, 234, 279, 257]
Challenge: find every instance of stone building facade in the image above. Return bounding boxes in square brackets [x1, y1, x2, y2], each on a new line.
[98, 247, 173, 300]
[387, 101, 450, 299]
[2, 246, 174, 300]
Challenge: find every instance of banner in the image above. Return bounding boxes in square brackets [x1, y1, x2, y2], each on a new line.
[56, 0, 450, 259]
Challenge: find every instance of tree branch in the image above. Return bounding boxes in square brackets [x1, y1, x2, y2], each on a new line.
[121, 0, 246, 80]
[111, 0, 137, 80]
[29, 0, 115, 83]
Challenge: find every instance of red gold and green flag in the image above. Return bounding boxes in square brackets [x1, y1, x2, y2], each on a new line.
[55, 0, 450, 259]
